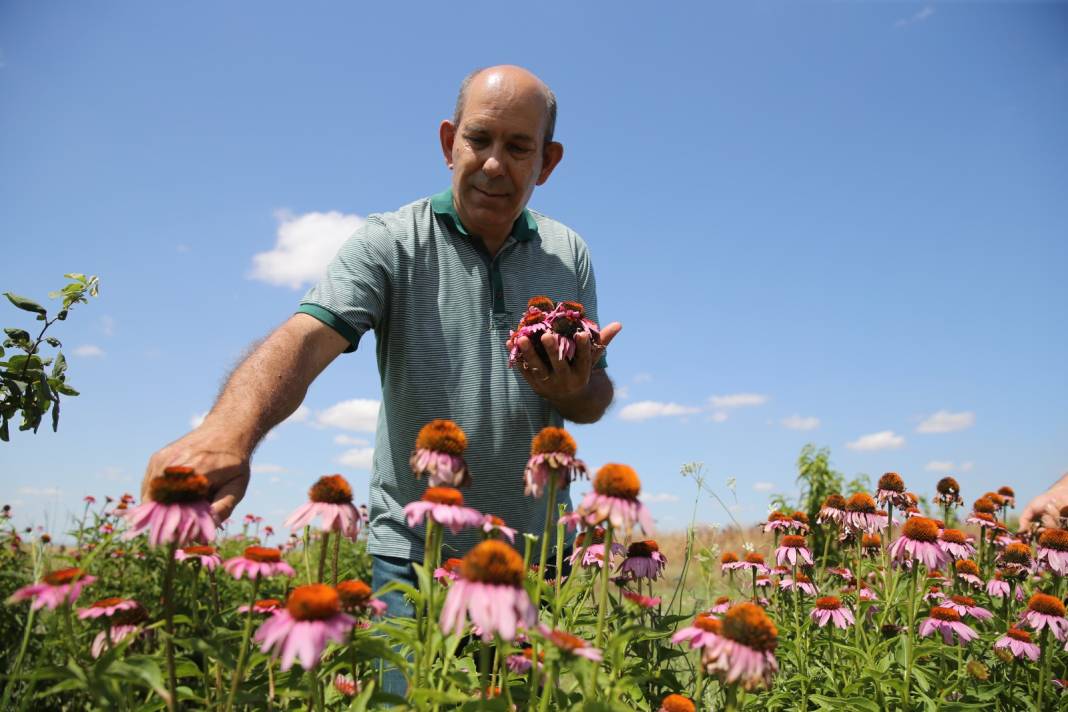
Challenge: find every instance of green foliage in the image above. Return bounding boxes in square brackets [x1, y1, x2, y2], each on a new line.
[0, 273, 99, 441]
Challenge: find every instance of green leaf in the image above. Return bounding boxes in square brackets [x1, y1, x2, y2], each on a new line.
[51, 352, 67, 378]
[4, 292, 47, 315]
[44, 336, 61, 348]
[51, 397, 60, 432]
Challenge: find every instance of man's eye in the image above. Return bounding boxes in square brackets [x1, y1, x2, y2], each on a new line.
[509, 145, 533, 155]
[465, 135, 488, 146]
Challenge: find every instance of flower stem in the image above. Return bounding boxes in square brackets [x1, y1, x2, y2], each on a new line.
[534, 474, 558, 612]
[317, 531, 330, 583]
[163, 541, 179, 712]
[224, 577, 260, 712]
[552, 506, 565, 629]
[1, 606, 36, 709]
[332, 529, 341, 586]
[595, 524, 614, 649]
[694, 654, 705, 711]
[1037, 627, 1051, 711]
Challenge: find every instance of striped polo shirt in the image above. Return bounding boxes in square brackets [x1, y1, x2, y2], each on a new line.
[298, 188, 603, 561]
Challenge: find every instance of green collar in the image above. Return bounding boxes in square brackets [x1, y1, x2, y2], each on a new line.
[430, 187, 538, 243]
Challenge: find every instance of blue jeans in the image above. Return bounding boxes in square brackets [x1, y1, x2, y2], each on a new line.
[371, 554, 418, 698]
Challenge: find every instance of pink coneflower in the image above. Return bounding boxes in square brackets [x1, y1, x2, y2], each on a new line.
[337, 579, 387, 618]
[123, 466, 216, 547]
[434, 557, 464, 585]
[410, 419, 469, 488]
[711, 596, 732, 614]
[507, 296, 555, 366]
[506, 647, 543, 673]
[481, 515, 516, 543]
[440, 540, 536, 642]
[540, 625, 603, 662]
[938, 529, 976, 560]
[569, 528, 624, 569]
[404, 487, 484, 534]
[333, 674, 360, 697]
[779, 572, 818, 597]
[827, 567, 853, 583]
[243, 513, 256, 525]
[263, 525, 274, 538]
[1036, 529, 1068, 575]
[1021, 593, 1068, 641]
[997, 486, 1016, 508]
[775, 535, 813, 567]
[91, 624, 141, 658]
[889, 517, 947, 570]
[876, 472, 910, 509]
[924, 586, 946, 604]
[860, 533, 882, 558]
[844, 493, 882, 535]
[954, 559, 984, 589]
[238, 598, 282, 615]
[966, 511, 999, 531]
[254, 584, 355, 671]
[175, 544, 222, 570]
[920, 607, 978, 644]
[224, 546, 295, 580]
[811, 596, 855, 629]
[83, 495, 96, 505]
[703, 602, 779, 691]
[77, 597, 141, 620]
[7, 567, 96, 610]
[995, 627, 1040, 662]
[739, 552, 770, 576]
[658, 694, 696, 712]
[763, 511, 793, 535]
[578, 464, 653, 533]
[943, 594, 993, 621]
[720, 552, 742, 573]
[523, 426, 588, 497]
[817, 494, 847, 526]
[621, 589, 662, 609]
[284, 475, 361, 540]
[620, 540, 667, 580]
[933, 477, 963, 508]
[672, 613, 724, 649]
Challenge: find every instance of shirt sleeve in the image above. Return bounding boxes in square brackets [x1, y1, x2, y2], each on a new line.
[297, 216, 394, 353]
[572, 232, 608, 370]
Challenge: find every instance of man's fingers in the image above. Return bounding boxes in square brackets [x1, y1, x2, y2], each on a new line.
[211, 474, 249, 525]
[599, 322, 622, 348]
[541, 332, 566, 373]
[572, 332, 593, 379]
[518, 335, 549, 373]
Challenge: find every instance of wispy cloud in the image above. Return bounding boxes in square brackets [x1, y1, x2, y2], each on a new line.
[925, 460, 974, 474]
[336, 447, 375, 470]
[846, 430, 905, 451]
[917, 410, 975, 434]
[18, 486, 62, 496]
[633, 373, 652, 384]
[781, 415, 820, 431]
[250, 209, 365, 289]
[710, 411, 728, 423]
[284, 406, 310, 424]
[73, 344, 105, 358]
[641, 492, 680, 504]
[252, 463, 286, 474]
[190, 411, 207, 429]
[334, 434, 370, 447]
[614, 385, 631, 400]
[619, 401, 700, 422]
[316, 399, 380, 432]
[99, 315, 116, 337]
[895, 6, 934, 29]
[709, 393, 768, 409]
[753, 481, 775, 492]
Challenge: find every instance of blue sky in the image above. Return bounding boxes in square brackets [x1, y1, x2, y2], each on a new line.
[2, 2, 1066, 537]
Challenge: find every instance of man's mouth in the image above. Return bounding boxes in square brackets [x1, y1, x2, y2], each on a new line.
[474, 186, 510, 199]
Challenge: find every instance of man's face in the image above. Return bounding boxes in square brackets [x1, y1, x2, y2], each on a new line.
[440, 73, 562, 241]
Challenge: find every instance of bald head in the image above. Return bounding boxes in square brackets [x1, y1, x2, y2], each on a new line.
[452, 65, 558, 148]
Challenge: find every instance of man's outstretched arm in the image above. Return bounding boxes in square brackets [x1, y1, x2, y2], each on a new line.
[140, 313, 350, 522]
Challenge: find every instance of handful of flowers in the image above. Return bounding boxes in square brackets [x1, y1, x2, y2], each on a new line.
[507, 296, 601, 371]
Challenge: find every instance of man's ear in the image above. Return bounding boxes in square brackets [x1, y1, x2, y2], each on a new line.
[439, 120, 457, 169]
[536, 141, 564, 186]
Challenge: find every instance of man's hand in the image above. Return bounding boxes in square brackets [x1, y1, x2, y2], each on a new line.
[516, 322, 621, 421]
[141, 426, 251, 525]
[1020, 473, 1068, 530]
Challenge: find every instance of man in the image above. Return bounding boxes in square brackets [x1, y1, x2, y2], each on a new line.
[140, 64, 620, 596]
[1021, 473, 1068, 530]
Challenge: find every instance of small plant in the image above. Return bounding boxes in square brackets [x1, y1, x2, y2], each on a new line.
[0, 273, 99, 441]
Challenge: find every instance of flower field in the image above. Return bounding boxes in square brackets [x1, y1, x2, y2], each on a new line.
[2, 426, 1066, 711]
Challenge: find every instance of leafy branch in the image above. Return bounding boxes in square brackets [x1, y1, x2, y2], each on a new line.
[0, 273, 100, 441]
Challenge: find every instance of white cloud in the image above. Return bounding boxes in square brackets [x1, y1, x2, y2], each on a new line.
[895, 6, 934, 28]
[710, 411, 728, 423]
[619, 401, 700, 422]
[917, 410, 975, 434]
[284, 405, 311, 424]
[709, 393, 768, 409]
[99, 315, 116, 337]
[269, 476, 281, 484]
[633, 373, 652, 384]
[316, 399, 380, 432]
[846, 430, 906, 451]
[960, 461, 974, 472]
[190, 411, 208, 429]
[336, 447, 375, 470]
[753, 482, 775, 492]
[73, 344, 104, 358]
[18, 486, 62, 497]
[252, 463, 286, 474]
[614, 385, 630, 400]
[640, 492, 680, 504]
[925, 460, 974, 474]
[782, 415, 820, 431]
[250, 209, 365, 289]
[334, 434, 371, 447]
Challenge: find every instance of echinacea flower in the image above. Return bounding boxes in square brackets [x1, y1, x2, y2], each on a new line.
[924, 586, 946, 604]
[77, 597, 141, 620]
[997, 486, 1016, 508]
[254, 584, 355, 671]
[223, 546, 296, 580]
[1036, 529, 1068, 576]
[919, 607, 978, 645]
[578, 463, 653, 533]
[91, 624, 142, 658]
[876, 472, 910, 509]
[658, 694, 696, 712]
[404, 487, 484, 534]
[1021, 593, 1068, 641]
[539, 625, 603, 661]
[775, 535, 813, 567]
[954, 559, 984, 589]
[333, 674, 360, 697]
[175, 545, 222, 570]
[507, 296, 555, 367]
[789, 511, 811, 534]
[8, 567, 96, 611]
[995, 627, 1040, 662]
[943, 595, 993, 621]
[507, 648, 542, 674]
[410, 419, 469, 488]
[621, 589, 662, 609]
[778, 572, 818, 596]
[827, 567, 853, 583]
[938, 529, 976, 560]
[238, 598, 282, 615]
[620, 540, 667, 580]
[860, 533, 882, 557]
[703, 602, 779, 691]
[538, 301, 600, 363]
[82, 599, 148, 658]
[817, 494, 847, 526]
[711, 596, 732, 614]
[523, 426, 588, 497]
[336, 579, 387, 618]
[810, 596, 855, 629]
[284, 475, 361, 540]
[123, 466, 216, 547]
[889, 517, 948, 570]
[763, 511, 793, 535]
[720, 552, 742, 573]
[440, 540, 536, 642]
[434, 557, 464, 585]
[481, 515, 517, 543]
[569, 527, 624, 569]
[933, 477, 963, 508]
[673, 613, 724, 649]
[739, 552, 769, 576]
[844, 493, 883, 535]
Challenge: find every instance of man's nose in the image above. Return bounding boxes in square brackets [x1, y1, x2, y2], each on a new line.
[482, 147, 505, 178]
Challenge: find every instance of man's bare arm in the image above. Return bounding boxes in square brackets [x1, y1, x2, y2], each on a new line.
[550, 368, 614, 424]
[141, 313, 350, 521]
